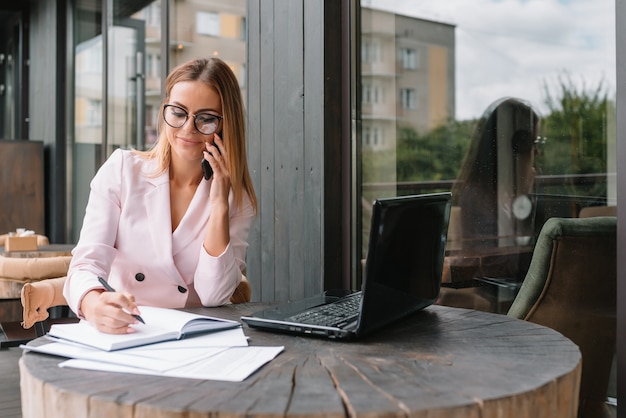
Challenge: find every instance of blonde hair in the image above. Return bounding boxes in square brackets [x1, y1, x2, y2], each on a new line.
[137, 57, 257, 214]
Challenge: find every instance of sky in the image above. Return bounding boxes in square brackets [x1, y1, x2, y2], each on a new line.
[363, 0, 616, 120]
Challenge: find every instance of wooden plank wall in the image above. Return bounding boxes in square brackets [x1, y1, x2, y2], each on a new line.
[0, 140, 45, 237]
[247, 0, 325, 302]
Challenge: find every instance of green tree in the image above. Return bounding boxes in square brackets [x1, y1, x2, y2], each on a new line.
[394, 118, 475, 182]
[363, 72, 611, 200]
[538, 72, 611, 196]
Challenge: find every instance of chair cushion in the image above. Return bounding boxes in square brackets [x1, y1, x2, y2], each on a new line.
[0, 256, 72, 281]
[507, 216, 616, 319]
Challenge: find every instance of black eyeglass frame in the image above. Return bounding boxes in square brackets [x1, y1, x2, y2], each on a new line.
[162, 104, 223, 135]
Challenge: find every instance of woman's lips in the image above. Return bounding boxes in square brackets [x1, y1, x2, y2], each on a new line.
[177, 136, 202, 145]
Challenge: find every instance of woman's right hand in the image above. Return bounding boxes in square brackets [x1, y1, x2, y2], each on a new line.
[80, 289, 142, 334]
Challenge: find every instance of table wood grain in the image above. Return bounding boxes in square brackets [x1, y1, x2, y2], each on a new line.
[20, 304, 581, 418]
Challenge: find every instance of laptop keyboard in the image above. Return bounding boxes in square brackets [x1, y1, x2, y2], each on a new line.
[285, 292, 362, 327]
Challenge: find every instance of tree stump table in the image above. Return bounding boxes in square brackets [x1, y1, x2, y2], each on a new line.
[20, 304, 581, 418]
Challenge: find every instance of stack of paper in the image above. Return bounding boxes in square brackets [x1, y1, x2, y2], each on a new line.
[20, 307, 283, 382]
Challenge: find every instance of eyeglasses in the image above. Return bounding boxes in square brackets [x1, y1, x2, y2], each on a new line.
[534, 136, 547, 153]
[163, 104, 223, 135]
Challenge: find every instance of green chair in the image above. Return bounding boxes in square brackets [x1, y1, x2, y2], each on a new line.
[508, 216, 616, 418]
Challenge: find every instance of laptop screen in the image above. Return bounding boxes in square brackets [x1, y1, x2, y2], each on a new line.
[357, 193, 451, 336]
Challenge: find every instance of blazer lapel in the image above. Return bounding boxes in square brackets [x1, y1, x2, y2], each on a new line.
[145, 171, 174, 262]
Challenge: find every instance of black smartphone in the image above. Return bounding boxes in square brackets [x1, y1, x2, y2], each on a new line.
[202, 158, 213, 180]
[202, 139, 223, 181]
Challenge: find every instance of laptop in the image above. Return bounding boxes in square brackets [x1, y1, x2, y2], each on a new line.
[241, 192, 452, 339]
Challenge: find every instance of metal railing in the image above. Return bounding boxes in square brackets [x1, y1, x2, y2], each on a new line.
[362, 173, 610, 196]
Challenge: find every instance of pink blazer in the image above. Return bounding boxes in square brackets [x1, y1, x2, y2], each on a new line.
[63, 149, 254, 316]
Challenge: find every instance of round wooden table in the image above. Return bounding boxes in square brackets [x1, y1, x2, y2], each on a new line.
[20, 304, 581, 418]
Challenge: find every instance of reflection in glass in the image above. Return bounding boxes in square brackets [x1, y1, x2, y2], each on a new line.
[451, 97, 540, 250]
[170, 0, 247, 106]
[357, 1, 615, 314]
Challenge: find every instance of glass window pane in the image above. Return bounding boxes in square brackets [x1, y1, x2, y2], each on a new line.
[0, 10, 23, 139]
[72, 4, 105, 241]
[170, 1, 247, 106]
[135, 1, 163, 148]
[71, 0, 248, 241]
[358, 1, 616, 314]
[196, 11, 220, 37]
[170, 0, 246, 98]
[72, 1, 161, 241]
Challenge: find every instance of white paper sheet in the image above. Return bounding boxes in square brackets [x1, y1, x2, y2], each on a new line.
[58, 346, 285, 382]
[21, 326, 283, 381]
[22, 341, 231, 372]
[22, 327, 250, 371]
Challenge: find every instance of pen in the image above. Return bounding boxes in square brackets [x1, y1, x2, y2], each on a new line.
[97, 276, 146, 324]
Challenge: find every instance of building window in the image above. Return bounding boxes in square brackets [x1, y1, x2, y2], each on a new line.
[86, 99, 102, 126]
[142, 2, 160, 27]
[241, 17, 247, 41]
[363, 83, 382, 104]
[196, 11, 220, 37]
[400, 88, 416, 109]
[399, 48, 418, 70]
[362, 40, 380, 63]
[146, 53, 161, 78]
[373, 126, 382, 147]
[363, 125, 384, 148]
[363, 84, 371, 104]
[373, 85, 381, 103]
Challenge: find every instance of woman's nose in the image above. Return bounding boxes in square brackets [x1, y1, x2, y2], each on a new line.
[182, 117, 197, 133]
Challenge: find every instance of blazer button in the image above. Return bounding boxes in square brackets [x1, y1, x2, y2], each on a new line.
[135, 273, 145, 282]
[178, 286, 187, 293]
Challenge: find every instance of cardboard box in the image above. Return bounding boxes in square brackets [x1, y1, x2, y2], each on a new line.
[5, 236, 38, 252]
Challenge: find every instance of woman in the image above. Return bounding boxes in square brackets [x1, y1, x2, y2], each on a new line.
[64, 57, 258, 334]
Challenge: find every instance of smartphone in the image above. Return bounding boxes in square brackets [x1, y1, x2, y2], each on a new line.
[202, 158, 213, 180]
[202, 141, 222, 180]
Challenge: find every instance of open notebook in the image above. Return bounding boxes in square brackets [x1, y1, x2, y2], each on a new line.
[241, 192, 451, 339]
[47, 306, 240, 351]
